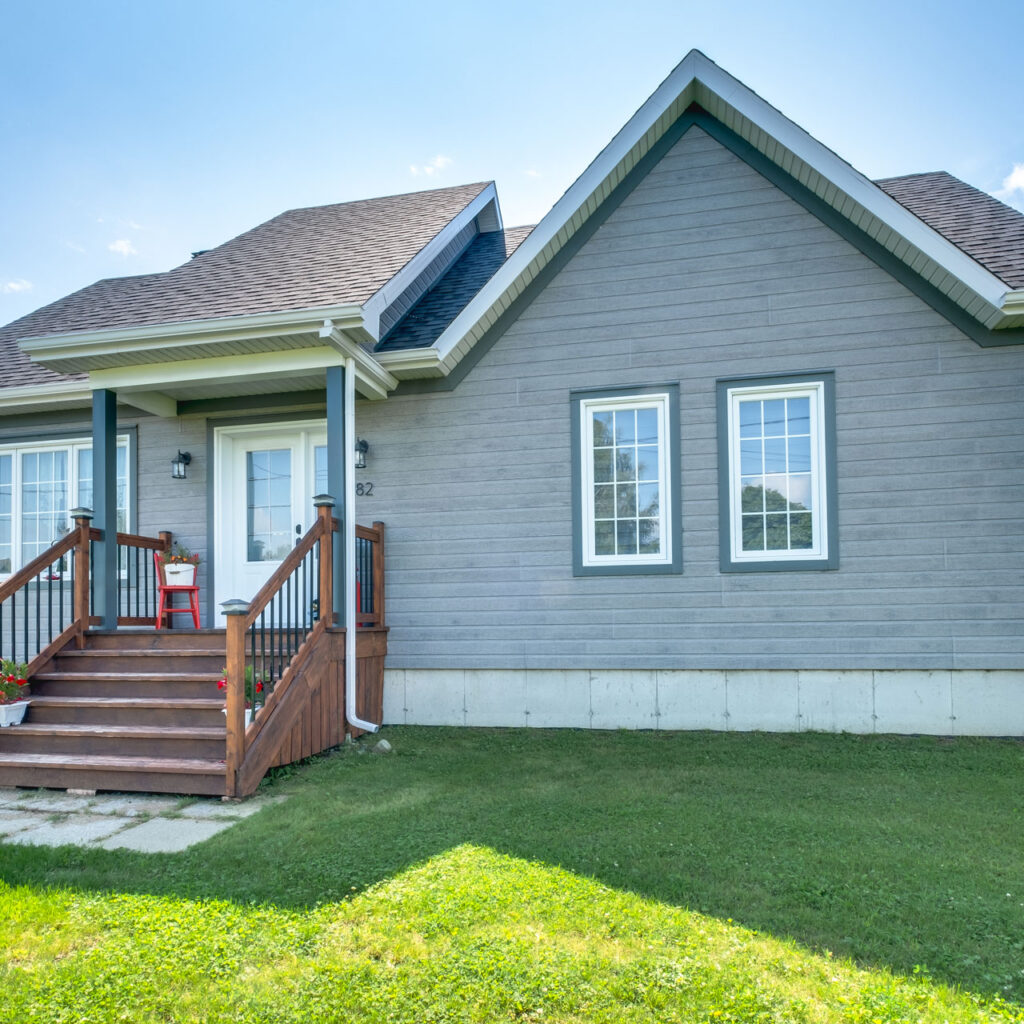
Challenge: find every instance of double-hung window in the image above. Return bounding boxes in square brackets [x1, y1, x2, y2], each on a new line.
[0, 437, 130, 577]
[717, 372, 837, 571]
[572, 384, 681, 576]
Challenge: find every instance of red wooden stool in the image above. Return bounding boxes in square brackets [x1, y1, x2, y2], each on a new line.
[154, 552, 201, 629]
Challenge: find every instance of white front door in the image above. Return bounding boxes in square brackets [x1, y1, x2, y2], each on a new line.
[214, 422, 328, 608]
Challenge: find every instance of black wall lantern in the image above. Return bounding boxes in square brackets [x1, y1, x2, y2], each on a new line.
[354, 438, 369, 470]
[171, 451, 192, 479]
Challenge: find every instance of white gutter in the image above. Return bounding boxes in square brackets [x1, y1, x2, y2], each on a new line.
[344, 353, 378, 734]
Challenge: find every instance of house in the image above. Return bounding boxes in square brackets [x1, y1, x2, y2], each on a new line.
[0, 51, 1021, 795]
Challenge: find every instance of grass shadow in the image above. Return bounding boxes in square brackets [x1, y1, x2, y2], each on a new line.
[0, 727, 1021, 1004]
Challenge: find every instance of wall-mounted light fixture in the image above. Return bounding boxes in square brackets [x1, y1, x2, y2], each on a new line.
[171, 451, 192, 479]
[354, 438, 369, 470]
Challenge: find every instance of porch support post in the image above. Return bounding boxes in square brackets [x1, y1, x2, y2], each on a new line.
[91, 388, 118, 629]
[325, 365, 347, 625]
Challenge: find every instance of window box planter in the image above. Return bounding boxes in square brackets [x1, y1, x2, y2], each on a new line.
[0, 701, 30, 727]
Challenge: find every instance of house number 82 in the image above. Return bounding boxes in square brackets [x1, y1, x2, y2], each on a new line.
[356, 482, 374, 496]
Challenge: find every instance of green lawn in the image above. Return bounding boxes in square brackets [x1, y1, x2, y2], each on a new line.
[1, 728, 1022, 1022]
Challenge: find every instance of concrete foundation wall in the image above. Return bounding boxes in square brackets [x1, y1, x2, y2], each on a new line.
[383, 667, 1024, 736]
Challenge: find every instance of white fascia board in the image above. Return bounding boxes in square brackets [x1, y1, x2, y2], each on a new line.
[360, 182, 501, 339]
[90, 339, 396, 403]
[0, 379, 93, 411]
[429, 50, 1009, 371]
[18, 304, 366, 369]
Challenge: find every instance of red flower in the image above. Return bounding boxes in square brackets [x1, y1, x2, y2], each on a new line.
[255, 681, 264, 693]
[5, 675, 13, 682]
[217, 679, 226, 690]
[16, 679, 26, 686]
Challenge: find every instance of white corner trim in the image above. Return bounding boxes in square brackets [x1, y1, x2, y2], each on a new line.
[426, 49, 1011, 372]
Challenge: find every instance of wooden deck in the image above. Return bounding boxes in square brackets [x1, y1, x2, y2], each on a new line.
[0, 626, 386, 797]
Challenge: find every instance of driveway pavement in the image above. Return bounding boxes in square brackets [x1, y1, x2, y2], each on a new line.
[0, 788, 283, 852]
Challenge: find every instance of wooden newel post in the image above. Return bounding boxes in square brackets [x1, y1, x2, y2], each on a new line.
[70, 508, 93, 647]
[221, 599, 250, 798]
[313, 495, 335, 627]
[373, 521, 386, 629]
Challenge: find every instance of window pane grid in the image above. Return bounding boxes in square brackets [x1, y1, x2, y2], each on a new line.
[589, 403, 664, 560]
[247, 448, 292, 562]
[737, 394, 814, 553]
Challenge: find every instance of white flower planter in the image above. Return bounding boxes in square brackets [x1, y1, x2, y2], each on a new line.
[222, 704, 262, 725]
[163, 563, 196, 585]
[0, 701, 30, 727]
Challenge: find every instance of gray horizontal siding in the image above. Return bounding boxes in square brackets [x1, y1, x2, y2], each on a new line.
[357, 124, 1024, 671]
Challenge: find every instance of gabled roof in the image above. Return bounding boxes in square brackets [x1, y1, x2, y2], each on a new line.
[876, 171, 1024, 290]
[376, 226, 534, 353]
[387, 50, 1022, 381]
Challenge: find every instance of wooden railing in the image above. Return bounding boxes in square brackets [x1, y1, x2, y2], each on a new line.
[0, 512, 173, 673]
[89, 528, 173, 626]
[223, 502, 386, 795]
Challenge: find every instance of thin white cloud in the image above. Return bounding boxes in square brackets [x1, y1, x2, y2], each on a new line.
[410, 154, 453, 177]
[108, 239, 137, 256]
[1000, 164, 1024, 195]
[525, 169, 541, 179]
[65, 241, 87, 254]
[121, 219, 143, 230]
[1, 279, 32, 294]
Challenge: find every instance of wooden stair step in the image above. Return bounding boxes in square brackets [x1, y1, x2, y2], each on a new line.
[33, 672, 224, 683]
[0, 752, 224, 773]
[58, 650, 227, 658]
[0, 751, 227, 795]
[30, 696, 224, 710]
[6, 723, 224, 740]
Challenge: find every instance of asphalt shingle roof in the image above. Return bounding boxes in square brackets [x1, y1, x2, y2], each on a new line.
[0, 182, 490, 389]
[876, 171, 1024, 289]
[376, 226, 534, 352]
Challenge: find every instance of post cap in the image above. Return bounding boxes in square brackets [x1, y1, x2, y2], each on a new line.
[69, 507, 94, 520]
[312, 494, 335, 508]
[220, 599, 250, 616]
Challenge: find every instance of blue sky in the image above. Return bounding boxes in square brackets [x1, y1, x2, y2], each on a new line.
[2, 0, 1021, 328]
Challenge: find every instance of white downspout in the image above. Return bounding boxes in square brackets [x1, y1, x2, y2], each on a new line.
[344, 355, 379, 734]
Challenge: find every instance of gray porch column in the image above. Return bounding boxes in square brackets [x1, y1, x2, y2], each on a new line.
[325, 365, 347, 623]
[92, 389, 118, 629]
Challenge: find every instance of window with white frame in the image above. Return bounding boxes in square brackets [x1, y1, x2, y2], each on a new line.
[572, 386, 681, 575]
[718, 374, 836, 571]
[0, 438, 130, 576]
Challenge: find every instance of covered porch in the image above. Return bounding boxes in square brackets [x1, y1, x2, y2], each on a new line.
[1, 314, 396, 797]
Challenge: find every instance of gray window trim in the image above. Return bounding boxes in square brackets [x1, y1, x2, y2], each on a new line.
[716, 371, 838, 573]
[571, 382, 682, 577]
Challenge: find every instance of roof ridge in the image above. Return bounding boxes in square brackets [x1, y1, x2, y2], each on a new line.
[280, 181, 494, 217]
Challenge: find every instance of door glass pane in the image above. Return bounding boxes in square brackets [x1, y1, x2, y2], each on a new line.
[247, 449, 292, 562]
[21, 451, 68, 563]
